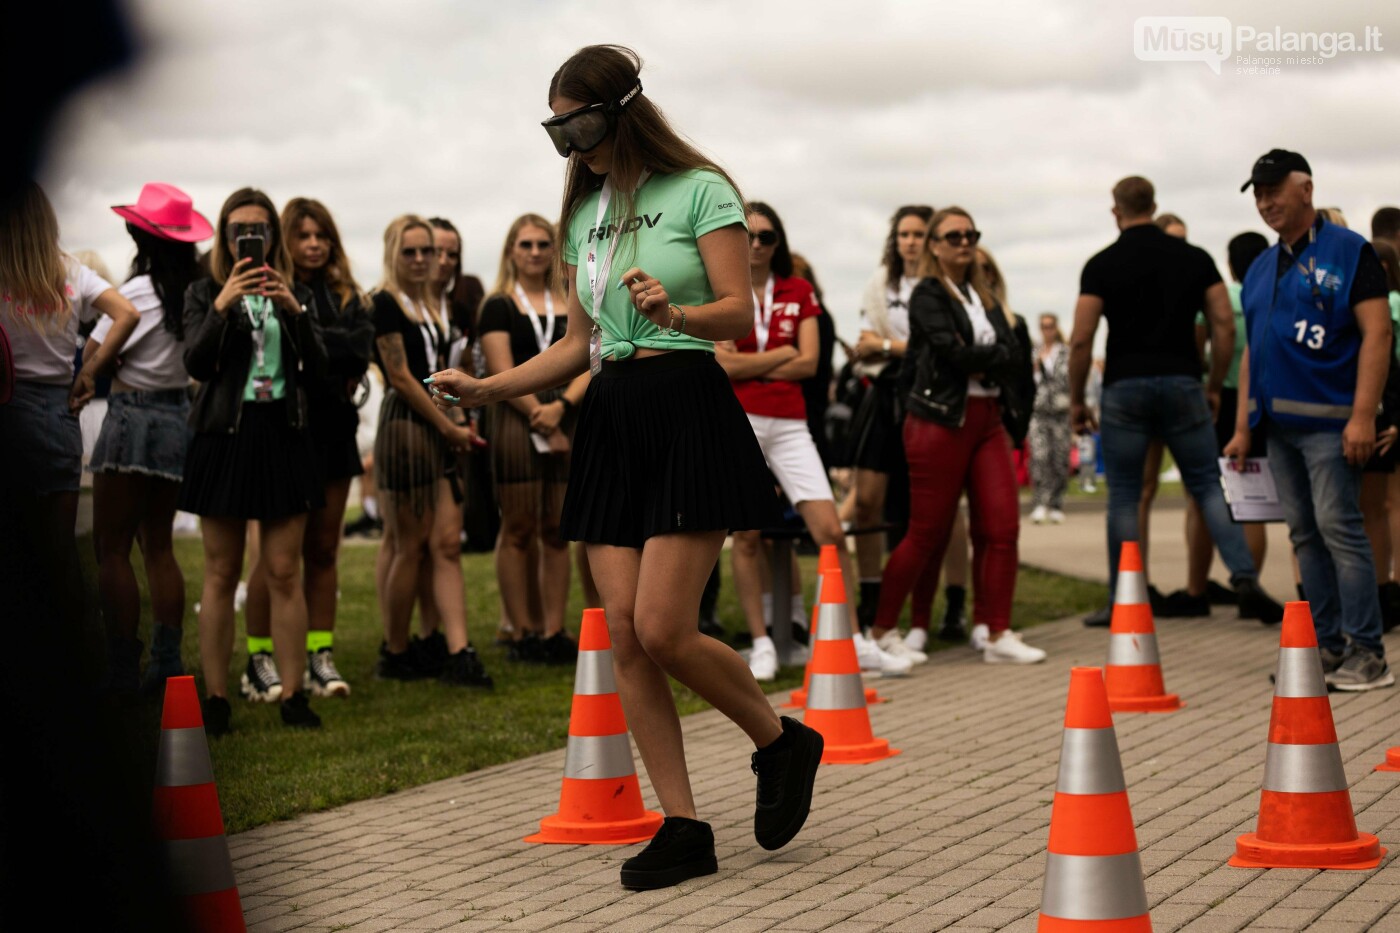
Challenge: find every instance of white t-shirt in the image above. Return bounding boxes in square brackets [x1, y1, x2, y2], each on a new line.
[3, 256, 112, 386]
[90, 275, 189, 391]
[857, 275, 915, 342]
[948, 279, 1000, 399]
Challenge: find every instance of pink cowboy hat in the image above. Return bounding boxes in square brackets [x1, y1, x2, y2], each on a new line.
[111, 182, 214, 242]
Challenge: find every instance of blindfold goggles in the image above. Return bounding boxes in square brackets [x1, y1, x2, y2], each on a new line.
[541, 82, 642, 158]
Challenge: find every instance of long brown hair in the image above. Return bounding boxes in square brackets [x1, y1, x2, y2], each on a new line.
[549, 45, 744, 275]
[377, 214, 443, 331]
[283, 197, 362, 310]
[210, 187, 293, 284]
[919, 207, 1009, 325]
[883, 205, 934, 290]
[976, 246, 1010, 310]
[0, 181, 70, 333]
[489, 213, 563, 301]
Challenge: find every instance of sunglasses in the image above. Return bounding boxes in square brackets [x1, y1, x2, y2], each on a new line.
[401, 246, 435, 259]
[541, 82, 643, 158]
[227, 222, 271, 243]
[749, 230, 779, 247]
[936, 230, 982, 247]
[515, 240, 553, 252]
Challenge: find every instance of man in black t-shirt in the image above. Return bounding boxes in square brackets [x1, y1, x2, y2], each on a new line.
[1068, 175, 1282, 627]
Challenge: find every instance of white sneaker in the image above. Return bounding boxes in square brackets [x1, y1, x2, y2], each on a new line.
[876, 629, 928, 664]
[234, 580, 248, 613]
[903, 628, 929, 653]
[749, 637, 778, 682]
[1082, 481, 1098, 494]
[1048, 509, 1066, 524]
[969, 623, 990, 651]
[1029, 505, 1048, 524]
[983, 631, 1047, 665]
[854, 634, 911, 677]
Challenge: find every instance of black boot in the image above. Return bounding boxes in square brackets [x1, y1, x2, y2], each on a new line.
[141, 624, 184, 695]
[937, 585, 967, 641]
[620, 817, 718, 890]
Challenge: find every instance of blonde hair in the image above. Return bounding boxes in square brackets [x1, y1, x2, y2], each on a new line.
[976, 246, 1009, 310]
[378, 214, 443, 331]
[1319, 206, 1349, 228]
[489, 214, 564, 302]
[920, 207, 1011, 325]
[0, 181, 70, 333]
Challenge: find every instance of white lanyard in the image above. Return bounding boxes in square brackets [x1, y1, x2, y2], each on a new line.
[401, 291, 439, 372]
[584, 170, 651, 330]
[242, 295, 271, 371]
[752, 275, 776, 352]
[514, 283, 556, 356]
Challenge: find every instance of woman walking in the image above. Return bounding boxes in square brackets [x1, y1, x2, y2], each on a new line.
[428, 44, 822, 890]
[1029, 313, 1072, 524]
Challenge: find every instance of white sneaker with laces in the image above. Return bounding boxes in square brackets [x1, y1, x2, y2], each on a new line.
[749, 637, 778, 682]
[969, 623, 990, 651]
[983, 631, 1047, 664]
[234, 580, 248, 613]
[1029, 505, 1048, 524]
[876, 629, 927, 664]
[1048, 509, 1066, 524]
[903, 628, 929, 653]
[854, 634, 911, 677]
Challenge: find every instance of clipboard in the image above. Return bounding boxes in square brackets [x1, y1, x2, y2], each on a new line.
[1218, 457, 1286, 523]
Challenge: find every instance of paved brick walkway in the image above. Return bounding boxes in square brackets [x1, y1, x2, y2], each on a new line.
[231, 603, 1400, 932]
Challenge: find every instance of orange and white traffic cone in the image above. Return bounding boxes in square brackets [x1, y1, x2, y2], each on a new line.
[525, 608, 664, 845]
[1038, 667, 1151, 932]
[1105, 541, 1182, 713]
[153, 676, 245, 933]
[785, 544, 885, 709]
[1230, 601, 1386, 870]
[801, 561, 900, 764]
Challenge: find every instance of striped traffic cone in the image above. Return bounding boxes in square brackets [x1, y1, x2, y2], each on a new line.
[1039, 667, 1151, 932]
[1230, 601, 1385, 870]
[525, 608, 664, 844]
[785, 545, 885, 709]
[153, 676, 245, 933]
[1375, 747, 1400, 773]
[801, 562, 900, 764]
[1105, 542, 1182, 713]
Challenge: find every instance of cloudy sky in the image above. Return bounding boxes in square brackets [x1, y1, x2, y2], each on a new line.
[41, 0, 1400, 344]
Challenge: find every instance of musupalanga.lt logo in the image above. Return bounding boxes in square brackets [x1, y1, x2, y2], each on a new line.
[1134, 16, 1383, 75]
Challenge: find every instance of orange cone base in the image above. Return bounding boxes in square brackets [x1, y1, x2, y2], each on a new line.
[183, 888, 247, 933]
[1375, 748, 1400, 772]
[821, 741, 902, 765]
[1107, 692, 1184, 713]
[1229, 832, 1385, 870]
[524, 809, 663, 845]
[1038, 913, 1152, 932]
[783, 687, 887, 709]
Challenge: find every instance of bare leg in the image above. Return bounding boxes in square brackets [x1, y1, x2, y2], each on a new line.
[575, 542, 601, 609]
[852, 468, 888, 579]
[93, 472, 147, 641]
[1244, 523, 1268, 575]
[381, 496, 432, 653]
[539, 481, 572, 638]
[1362, 472, 1391, 580]
[245, 522, 271, 639]
[1388, 471, 1400, 581]
[794, 499, 857, 633]
[259, 514, 310, 694]
[1185, 496, 1213, 597]
[496, 481, 543, 638]
[304, 477, 353, 634]
[731, 529, 768, 640]
[588, 533, 782, 819]
[1137, 440, 1164, 570]
[198, 517, 247, 698]
[428, 478, 470, 653]
[137, 480, 185, 630]
[416, 543, 440, 637]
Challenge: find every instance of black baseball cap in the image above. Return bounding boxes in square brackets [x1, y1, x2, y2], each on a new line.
[1241, 149, 1312, 192]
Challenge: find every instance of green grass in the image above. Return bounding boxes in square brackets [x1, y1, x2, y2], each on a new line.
[84, 537, 1101, 833]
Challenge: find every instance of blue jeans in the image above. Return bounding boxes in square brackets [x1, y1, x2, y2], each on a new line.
[1266, 419, 1383, 656]
[1100, 376, 1258, 597]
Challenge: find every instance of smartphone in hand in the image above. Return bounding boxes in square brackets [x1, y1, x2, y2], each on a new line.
[236, 234, 266, 270]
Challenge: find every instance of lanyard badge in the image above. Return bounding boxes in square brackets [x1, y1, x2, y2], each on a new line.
[582, 171, 651, 376]
[752, 275, 776, 352]
[514, 283, 556, 357]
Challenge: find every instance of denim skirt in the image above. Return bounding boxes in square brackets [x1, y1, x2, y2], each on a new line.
[0, 381, 81, 494]
[89, 389, 192, 482]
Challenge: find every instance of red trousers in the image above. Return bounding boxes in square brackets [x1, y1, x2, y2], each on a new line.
[874, 398, 1019, 633]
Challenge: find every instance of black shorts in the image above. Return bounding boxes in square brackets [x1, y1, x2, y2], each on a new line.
[560, 351, 780, 548]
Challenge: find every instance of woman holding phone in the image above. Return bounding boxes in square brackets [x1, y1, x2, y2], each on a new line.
[179, 188, 327, 733]
[429, 44, 823, 891]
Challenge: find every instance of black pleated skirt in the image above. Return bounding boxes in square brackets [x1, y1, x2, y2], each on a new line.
[848, 371, 908, 474]
[308, 399, 365, 483]
[178, 400, 325, 521]
[560, 350, 780, 548]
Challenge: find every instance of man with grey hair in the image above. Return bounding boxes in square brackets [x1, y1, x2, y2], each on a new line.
[1227, 149, 1394, 690]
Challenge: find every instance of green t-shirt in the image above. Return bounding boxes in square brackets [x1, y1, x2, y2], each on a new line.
[241, 296, 287, 402]
[1194, 281, 1247, 390]
[1390, 290, 1400, 361]
[563, 168, 746, 360]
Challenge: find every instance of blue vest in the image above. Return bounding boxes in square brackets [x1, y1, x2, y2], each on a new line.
[1241, 219, 1367, 432]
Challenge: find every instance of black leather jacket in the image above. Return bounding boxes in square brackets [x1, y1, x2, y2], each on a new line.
[902, 277, 1034, 444]
[182, 277, 326, 435]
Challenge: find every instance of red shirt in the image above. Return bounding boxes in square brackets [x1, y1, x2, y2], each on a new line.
[732, 274, 821, 419]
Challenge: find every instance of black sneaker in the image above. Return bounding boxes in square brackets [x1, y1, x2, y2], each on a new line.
[1327, 647, 1395, 692]
[619, 817, 718, 890]
[1206, 579, 1238, 605]
[202, 696, 232, 737]
[1234, 577, 1284, 624]
[376, 642, 427, 680]
[937, 602, 967, 642]
[1148, 586, 1166, 614]
[751, 716, 823, 851]
[239, 651, 284, 702]
[343, 513, 383, 539]
[542, 632, 580, 666]
[509, 632, 546, 663]
[1083, 605, 1112, 628]
[410, 631, 448, 677]
[441, 647, 494, 688]
[305, 648, 351, 698]
[280, 691, 322, 728]
[1156, 589, 1210, 618]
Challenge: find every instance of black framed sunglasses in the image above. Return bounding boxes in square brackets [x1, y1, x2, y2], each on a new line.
[749, 230, 779, 247]
[541, 82, 643, 158]
[515, 239, 553, 251]
[937, 230, 982, 247]
[227, 221, 271, 243]
[401, 246, 435, 259]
